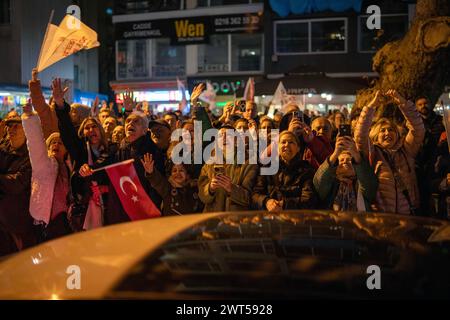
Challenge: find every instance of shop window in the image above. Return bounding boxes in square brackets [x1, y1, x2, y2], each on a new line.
[275, 21, 308, 54]
[311, 20, 346, 52]
[116, 39, 151, 79]
[198, 34, 229, 73]
[358, 14, 408, 52]
[231, 33, 262, 72]
[152, 38, 186, 78]
[275, 18, 347, 55]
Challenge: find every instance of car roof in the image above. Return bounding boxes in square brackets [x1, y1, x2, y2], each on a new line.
[0, 213, 221, 299]
[1, 211, 449, 299]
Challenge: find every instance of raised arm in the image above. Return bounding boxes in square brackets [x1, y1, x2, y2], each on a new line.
[28, 68, 59, 139]
[52, 78, 87, 169]
[354, 90, 381, 158]
[21, 104, 52, 174]
[385, 89, 425, 157]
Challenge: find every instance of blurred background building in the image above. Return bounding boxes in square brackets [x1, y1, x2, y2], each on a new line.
[1, 0, 448, 117]
[110, 0, 430, 115]
[0, 0, 109, 117]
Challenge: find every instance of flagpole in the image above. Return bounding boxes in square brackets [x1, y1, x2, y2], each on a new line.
[36, 10, 54, 70]
[91, 159, 135, 173]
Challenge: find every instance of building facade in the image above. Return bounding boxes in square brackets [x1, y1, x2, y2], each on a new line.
[111, 0, 417, 113]
[111, 0, 264, 111]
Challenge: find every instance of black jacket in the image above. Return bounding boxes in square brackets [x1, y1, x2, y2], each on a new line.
[0, 142, 35, 247]
[252, 153, 317, 210]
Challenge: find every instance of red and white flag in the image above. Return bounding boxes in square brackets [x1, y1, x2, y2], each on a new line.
[177, 77, 187, 111]
[104, 159, 161, 221]
[243, 77, 255, 102]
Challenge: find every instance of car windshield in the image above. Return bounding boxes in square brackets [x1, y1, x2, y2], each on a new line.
[108, 211, 450, 299]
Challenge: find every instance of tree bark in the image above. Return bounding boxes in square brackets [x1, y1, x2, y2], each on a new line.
[354, 0, 450, 119]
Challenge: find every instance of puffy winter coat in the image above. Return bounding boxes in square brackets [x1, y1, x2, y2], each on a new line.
[354, 101, 425, 214]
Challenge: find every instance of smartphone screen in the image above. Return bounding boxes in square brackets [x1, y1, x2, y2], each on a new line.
[214, 165, 225, 176]
[339, 124, 351, 137]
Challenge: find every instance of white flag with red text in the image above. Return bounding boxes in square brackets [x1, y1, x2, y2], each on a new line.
[37, 14, 100, 72]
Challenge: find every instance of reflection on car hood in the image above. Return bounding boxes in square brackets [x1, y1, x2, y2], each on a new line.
[109, 211, 450, 299]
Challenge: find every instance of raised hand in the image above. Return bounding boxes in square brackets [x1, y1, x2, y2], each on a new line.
[341, 136, 361, 164]
[51, 78, 69, 108]
[92, 96, 99, 109]
[140, 153, 154, 175]
[385, 89, 407, 106]
[367, 90, 383, 109]
[329, 136, 347, 164]
[215, 174, 232, 193]
[288, 117, 304, 137]
[31, 68, 38, 82]
[22, 99, 33, 115]
[123, 89, 135, 112]
[190, 83, 206, 106]
[91, 96, 99, 116]
[295, 120, 313, 143]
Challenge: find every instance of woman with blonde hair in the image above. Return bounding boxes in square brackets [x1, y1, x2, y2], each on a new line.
[354, 90, 425, 215]
[253, 130, 317, 211]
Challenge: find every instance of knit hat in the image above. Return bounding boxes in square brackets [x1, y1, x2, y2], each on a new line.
[45, 132, 61, 149]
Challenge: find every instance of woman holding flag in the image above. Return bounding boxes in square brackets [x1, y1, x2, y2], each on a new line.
[52, 78, 113, 231]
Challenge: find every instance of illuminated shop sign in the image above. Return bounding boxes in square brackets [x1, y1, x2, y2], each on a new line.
[188, 78, 246, 96]
[115, 90, 190, 103]
[115, 12, 262, 45]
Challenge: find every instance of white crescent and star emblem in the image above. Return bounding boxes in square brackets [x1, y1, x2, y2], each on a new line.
[119, 176, 138, 195]
[119, 176, 139, 203]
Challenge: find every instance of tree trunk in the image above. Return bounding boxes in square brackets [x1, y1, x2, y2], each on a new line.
[354, 0, 450, 119]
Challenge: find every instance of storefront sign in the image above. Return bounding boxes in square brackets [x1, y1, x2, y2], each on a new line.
[115, 12, 262, 44]
[188, 77, 247, 96]
[287, 88, 318, 95]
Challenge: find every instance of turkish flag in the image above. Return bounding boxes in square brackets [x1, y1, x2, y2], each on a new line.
[105, 160, 161, 221]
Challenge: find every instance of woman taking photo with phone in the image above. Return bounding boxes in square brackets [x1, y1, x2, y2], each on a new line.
[198, 125, 259, 212]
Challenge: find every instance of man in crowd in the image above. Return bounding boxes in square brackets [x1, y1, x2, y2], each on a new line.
[0, 116, 35, 250]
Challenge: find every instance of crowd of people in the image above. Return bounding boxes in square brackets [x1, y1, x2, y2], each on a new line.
[0, 69, 448, 256]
